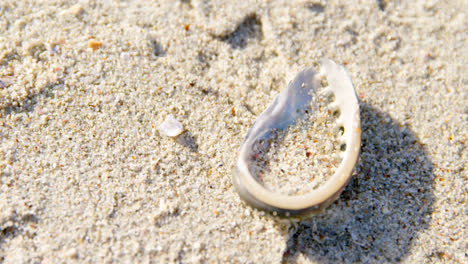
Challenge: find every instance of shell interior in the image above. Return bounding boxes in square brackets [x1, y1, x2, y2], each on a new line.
[233, 58, 361, 217]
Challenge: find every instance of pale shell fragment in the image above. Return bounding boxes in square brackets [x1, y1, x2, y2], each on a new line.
[158, 115, 184, 137]
[233, 59, 361, 218]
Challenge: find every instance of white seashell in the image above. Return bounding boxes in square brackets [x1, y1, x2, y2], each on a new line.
[233, 59, 361, 218]
[158, 115, 184, 137]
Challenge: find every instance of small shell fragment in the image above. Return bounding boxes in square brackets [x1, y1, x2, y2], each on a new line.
[233, 59, 361, 218]
[158, 115, 184, 137]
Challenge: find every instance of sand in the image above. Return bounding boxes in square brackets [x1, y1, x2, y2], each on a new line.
[0, 0, 466, 263]
[250, 81, 342, 196]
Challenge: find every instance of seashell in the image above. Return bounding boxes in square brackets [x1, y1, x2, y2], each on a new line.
[233, 59, 361, 218]
[158, 115, 184, 137]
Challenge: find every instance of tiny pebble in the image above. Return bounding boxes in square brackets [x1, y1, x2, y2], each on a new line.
[60, 4, 84, 17]
[88, 40, 103, 51]
[68, 4, 84, 16]
[40, 115, 49, 125]
[63, 248, 78, 259]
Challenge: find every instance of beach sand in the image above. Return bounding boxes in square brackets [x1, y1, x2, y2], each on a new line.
[1, 0, 466, 263]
